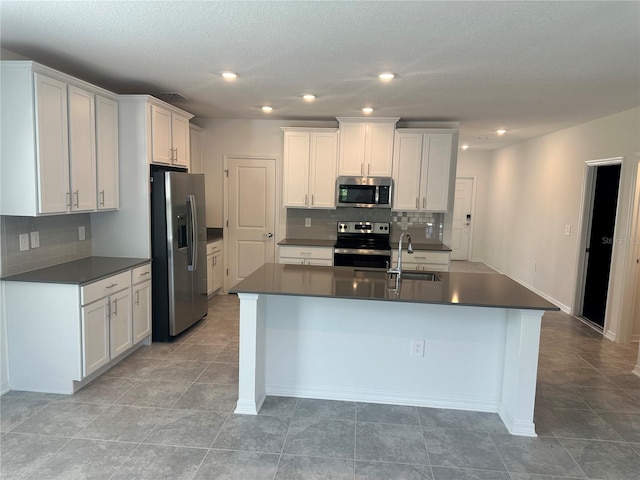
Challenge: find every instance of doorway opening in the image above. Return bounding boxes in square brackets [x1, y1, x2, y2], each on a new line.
[579, 163, 622, 331]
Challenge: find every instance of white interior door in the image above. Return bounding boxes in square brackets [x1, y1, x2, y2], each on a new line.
[451, 178, 474, 261]
[226, 157, 276, 289]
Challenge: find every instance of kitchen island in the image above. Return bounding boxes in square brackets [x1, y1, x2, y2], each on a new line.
[230, 263, 558, 436]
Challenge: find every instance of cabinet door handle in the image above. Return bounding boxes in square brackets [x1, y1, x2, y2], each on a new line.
[367, 164, 370, 176]
[74, 190, 79, 208]
[135, 290, 139, 305]
[422, 198, 426, 209]
[311, 194, 314, 206]
[99, 190, 105, 206]
[415, 198, 419, 209]
[66, 192, 71, 208]
[305, 194, 308, 206]
[113, 298, 118, 316]
[360, 163, 364, 176]
[107, 300, 111, 318]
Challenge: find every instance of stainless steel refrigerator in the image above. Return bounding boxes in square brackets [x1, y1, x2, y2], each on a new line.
[151, 168, 208, 341]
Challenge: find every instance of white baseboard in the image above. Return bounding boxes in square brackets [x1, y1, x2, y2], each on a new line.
[265, 383, 500, 413]
[483, 262, 569, 313]
[1, 381, 9, 396]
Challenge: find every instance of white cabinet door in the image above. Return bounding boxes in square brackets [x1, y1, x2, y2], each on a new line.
[366, 122, 395, 177]
[132, 280, 151, 344]
[68, 86, 96, 212]
[190, 125, 203, 173]
[34, 73, 70, 214]
[212, 249, 223, 292]
[309, 131, 337, 208]
[151, 105, 172, 165]
[96, 96, 119, 210]
[109, 288, 132, 358]
[172, 113, 190, 168]
[283, 131, 310, 207]
[422, 134, 455, 212]
[392, 133, 423, 211]
[338, 122, 367, 176]
[207, 253, 214, 295]
[81, 297, 110, 377]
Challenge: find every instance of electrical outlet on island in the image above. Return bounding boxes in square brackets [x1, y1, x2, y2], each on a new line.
[78, 226, 85, 241]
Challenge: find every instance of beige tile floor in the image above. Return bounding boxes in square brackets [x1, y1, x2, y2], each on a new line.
[2, 270, 640, 479]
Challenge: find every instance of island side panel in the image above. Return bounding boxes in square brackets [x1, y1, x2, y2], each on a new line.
[263, 296, 508, 412]
[235, 293, 266, 414]
[498, 308, 543, 437]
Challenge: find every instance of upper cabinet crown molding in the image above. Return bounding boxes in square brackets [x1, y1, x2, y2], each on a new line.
[337, 117, 399, 177]
[0, 61, 118, 216]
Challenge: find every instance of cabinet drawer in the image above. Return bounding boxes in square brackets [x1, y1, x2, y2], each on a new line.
[279, 245, 333, 260]
[132, 263, 152, 284]
[81, 270, 131, 306]
[207, 240, 222, 255]
[392, 250, 450, 265]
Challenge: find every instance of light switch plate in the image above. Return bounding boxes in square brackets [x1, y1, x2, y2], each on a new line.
[78, 226, 85, 241]
[565, 224, 571, 236]
[19, 233, 29, 251]
[30, 231, 40, 248]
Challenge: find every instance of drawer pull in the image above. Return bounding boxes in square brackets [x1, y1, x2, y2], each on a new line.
[106, 283, 118, 288]
[139, 271, 150, 276]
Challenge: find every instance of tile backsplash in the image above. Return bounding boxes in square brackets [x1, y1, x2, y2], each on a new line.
[1, 214, 92, 276]
[286, 208, 444, 243]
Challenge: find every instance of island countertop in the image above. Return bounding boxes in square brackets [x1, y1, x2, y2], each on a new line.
[230, 263, 558, 311]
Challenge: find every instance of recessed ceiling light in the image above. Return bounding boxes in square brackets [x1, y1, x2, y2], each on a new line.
[378, 72, 395, 81]
[221, 71, 238, 80]
[261, 105, 273, 113]
[302, 94, 316, 102]
[461, 144, 470, 150]
[497, 129, 507, 135]
[362, 107, 374, 114]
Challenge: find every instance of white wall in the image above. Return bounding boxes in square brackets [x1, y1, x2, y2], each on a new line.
[456, 150, 492, 262]
[483, 107, 640, 337]
[197, 118, 337, 240]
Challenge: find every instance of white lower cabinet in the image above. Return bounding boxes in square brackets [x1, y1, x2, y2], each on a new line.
[391, 250, 451, 272]
[81, 297, 110, 377]
[207, 240, 224, 295]
[5, 261, 152, 393]
[278, 245, 333, 266]
[81, 271, 132, 376]
[132, 264, 152, 344]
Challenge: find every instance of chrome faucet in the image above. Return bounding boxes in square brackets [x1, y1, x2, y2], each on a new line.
[387, 232, 413, 288]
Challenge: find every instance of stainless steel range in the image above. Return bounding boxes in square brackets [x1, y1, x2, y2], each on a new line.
[333, 221, 391, 269]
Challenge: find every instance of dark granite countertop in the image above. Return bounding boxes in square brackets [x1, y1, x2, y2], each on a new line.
[207, 228, 223, 243]
[1, 257, 150, 285]
[230, 263, 559, 311]
[278, 238, 336, 247]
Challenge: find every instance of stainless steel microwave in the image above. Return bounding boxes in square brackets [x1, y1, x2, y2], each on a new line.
[336, 177, 392, 208]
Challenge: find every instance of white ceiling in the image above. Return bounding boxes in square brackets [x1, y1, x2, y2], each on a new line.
[1, 1, 638, 150]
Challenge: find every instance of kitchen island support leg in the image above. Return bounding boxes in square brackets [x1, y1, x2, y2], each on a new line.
[234, 293, 266, 414]
[498, 309, 543, 437]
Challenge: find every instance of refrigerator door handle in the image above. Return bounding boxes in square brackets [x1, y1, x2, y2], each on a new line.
[187, 194, 197, 271]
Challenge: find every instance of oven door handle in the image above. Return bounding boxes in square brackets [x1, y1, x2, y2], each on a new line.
[334, 248, 391, 256]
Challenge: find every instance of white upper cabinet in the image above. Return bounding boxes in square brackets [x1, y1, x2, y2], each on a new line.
[189, 124, 203, 173]
[34, 73, 70, 214]
[337, 118, 398, 177]
[282, 128, 338, 208]
[151, 105, 191, 168]
[0, 61, 119, 216]
[68, 86, 96, 212]
[392, 129, 458, 212]
[96, 96, 119, 210]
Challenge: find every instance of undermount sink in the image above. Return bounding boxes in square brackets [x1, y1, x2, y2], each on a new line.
[400, 271, 441, 282]
[352, 268, 441, 282]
